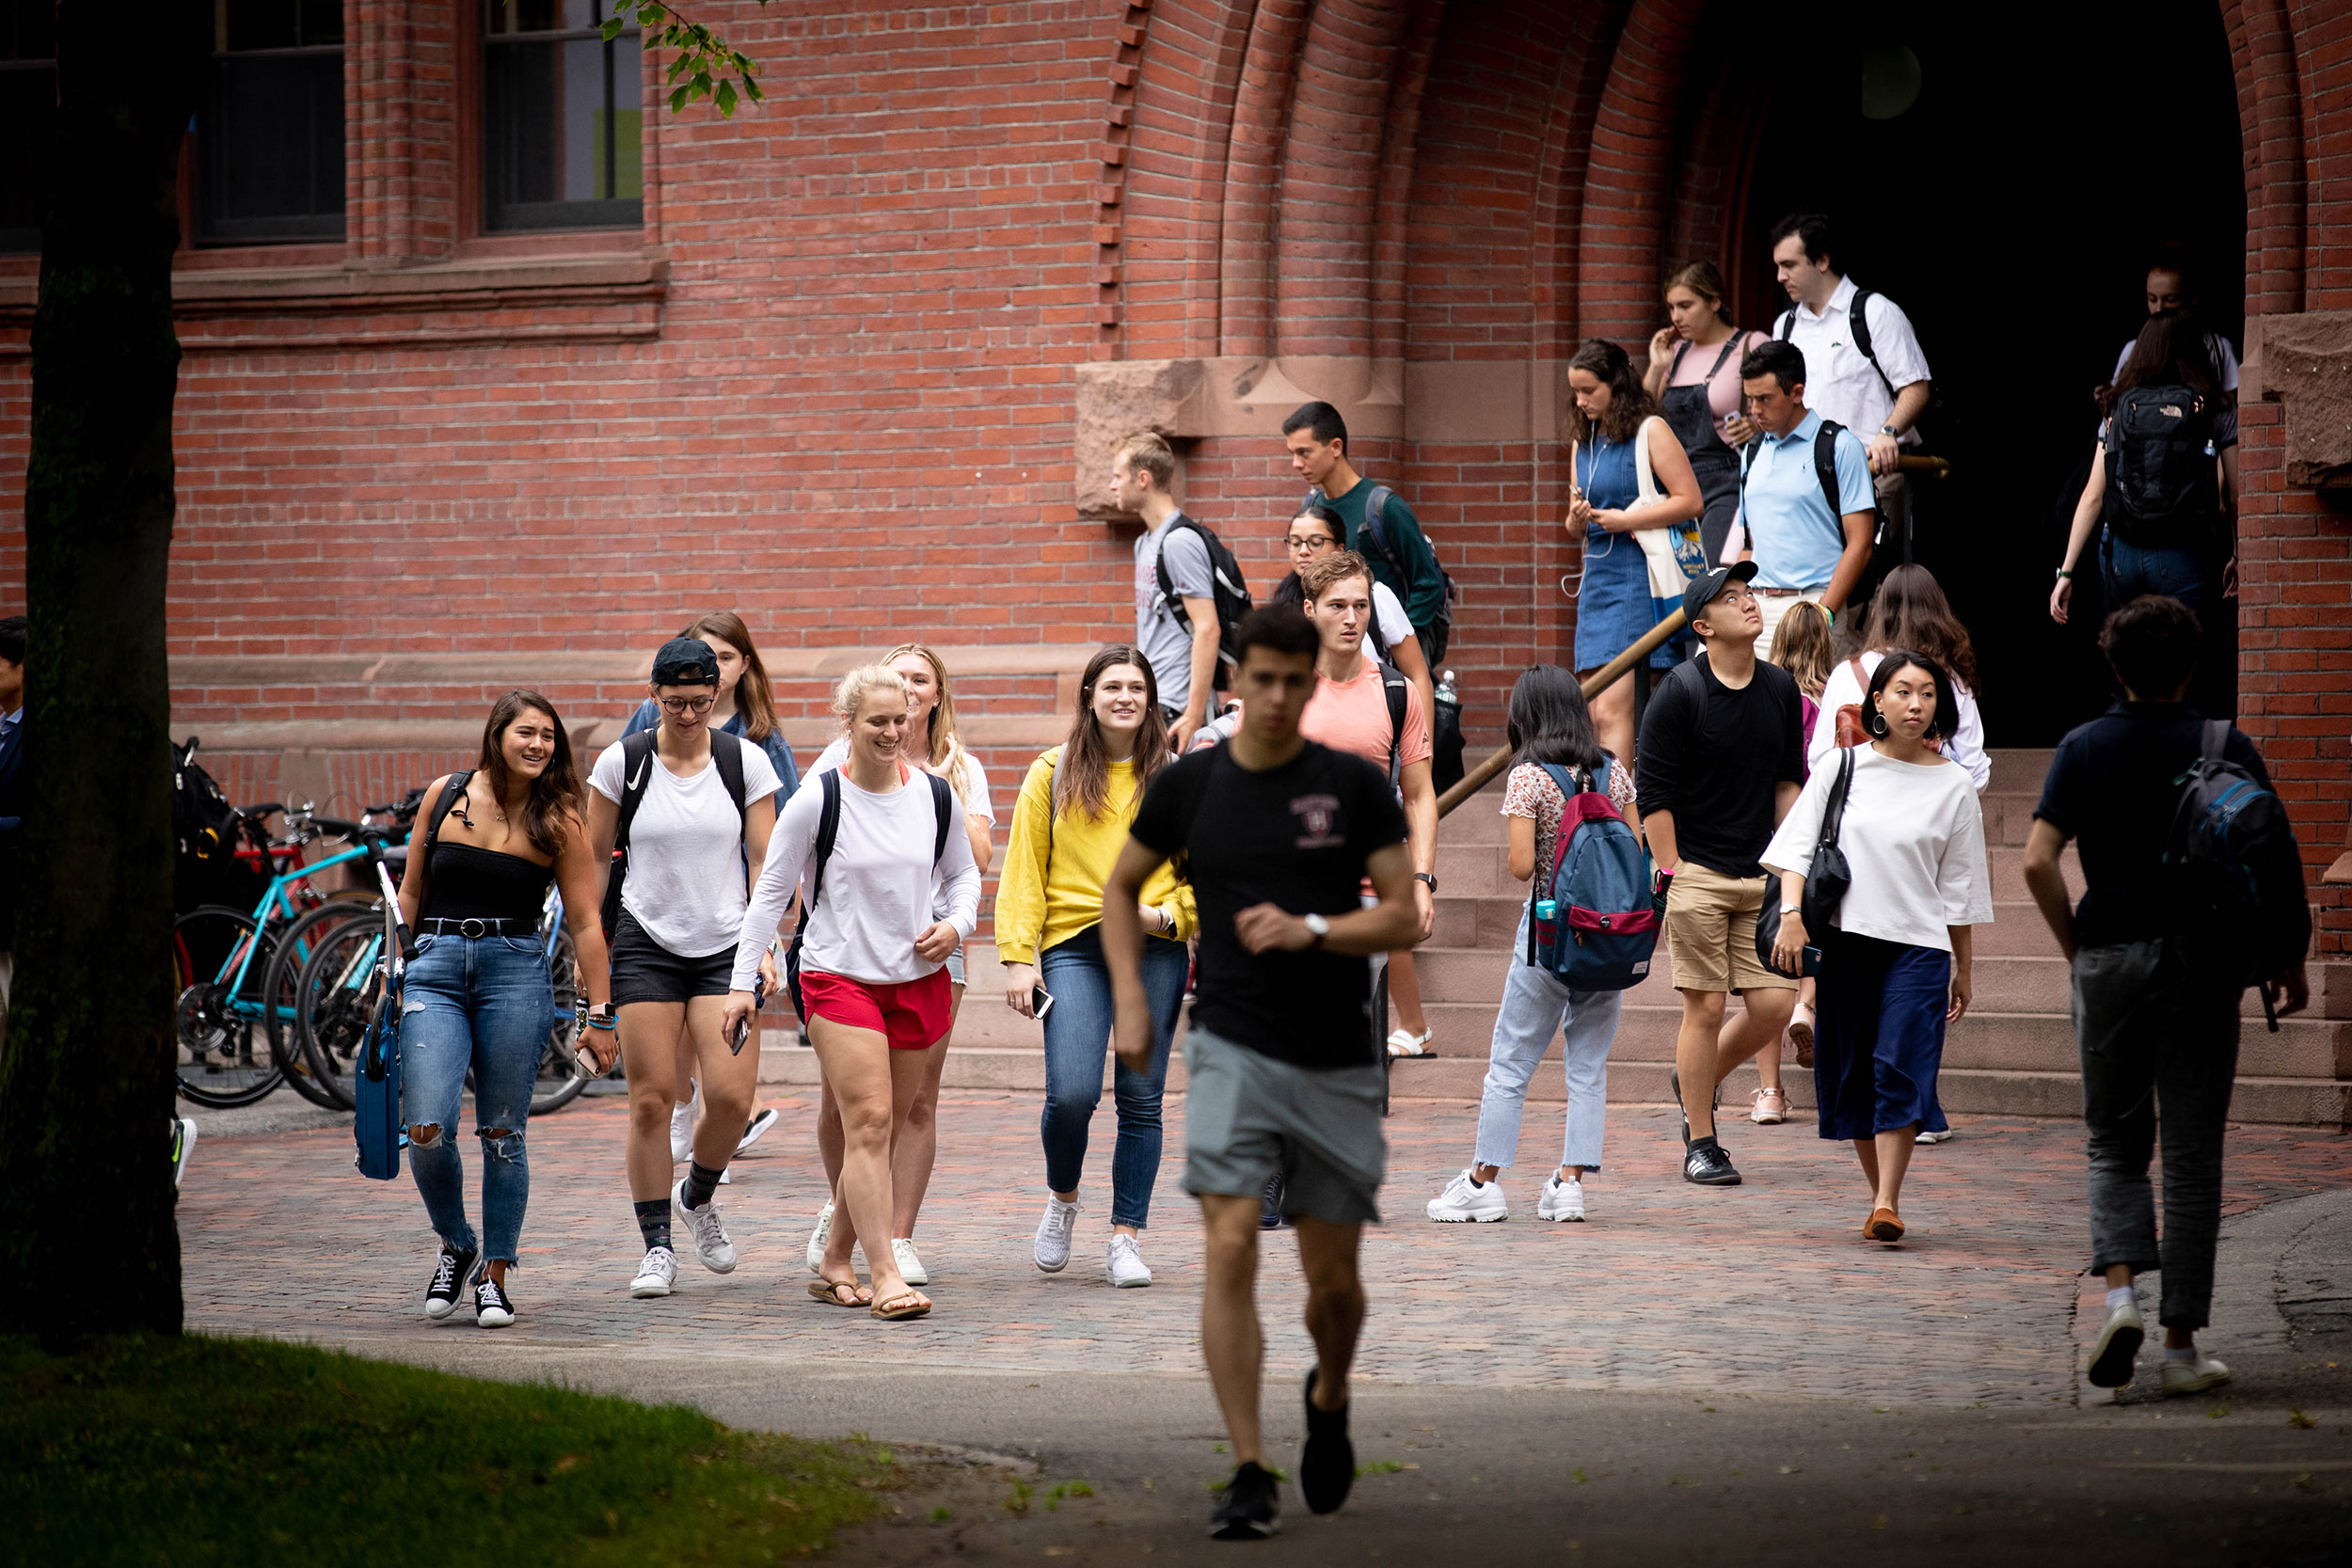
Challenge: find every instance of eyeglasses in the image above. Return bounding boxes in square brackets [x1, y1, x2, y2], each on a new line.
[659, 695, 717, 714]
[1285, 533, 1332, 551]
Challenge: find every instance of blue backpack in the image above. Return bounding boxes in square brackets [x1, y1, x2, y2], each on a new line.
[1524, 761, 1658, 990]
[2169, 720, 2310, 1023]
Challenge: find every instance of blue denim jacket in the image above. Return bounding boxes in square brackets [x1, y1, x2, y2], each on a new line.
[620, 700, 802, 802]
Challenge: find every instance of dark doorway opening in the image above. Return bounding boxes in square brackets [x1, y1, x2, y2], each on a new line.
[1688, 0, 2246, 743]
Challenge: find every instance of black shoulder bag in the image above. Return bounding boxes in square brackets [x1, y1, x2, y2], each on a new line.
[1755, 747, 1854, 979]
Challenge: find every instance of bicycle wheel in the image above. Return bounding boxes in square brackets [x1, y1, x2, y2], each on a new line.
[264, 898, 376, 1108]
[173, 905, 285, 1108]
[532, 923, 588, 1115]
[294, 915, 387, 1113]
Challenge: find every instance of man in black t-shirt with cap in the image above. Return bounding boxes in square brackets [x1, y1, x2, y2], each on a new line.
[1103, 605, 1419, 1542]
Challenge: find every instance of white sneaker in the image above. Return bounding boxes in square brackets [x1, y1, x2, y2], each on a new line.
[672, 1178, 738, 1274]
[1035, 1196, 1080, 1273]
[1536, 1173, 1585, 1222]
[1915, 1128, 1954, 1145]
[1107, 1233, 1152, 1288]
[629, 1245, 677, 1298]
[2161, 1352, 2232, 1397]
[806, 1202, 834, 1276]
[1425, 1168, 1508, 1223]
[2087, 1296, 2144, 1387]
[670, 1089, 696, 1164]
[892, 1237, 930, 1287]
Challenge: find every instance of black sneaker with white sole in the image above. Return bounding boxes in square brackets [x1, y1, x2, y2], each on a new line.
[424, 1243, 480, 1321]
[472, 1266, 516, 1329]
[1682, 1138, 1742, 1186]
[736, 1106, 782, 1156]
[1298, 1369, 1355, 1515]
[1259, 1173, 1286, 1231]
[1210, 1461, 1280, 1540]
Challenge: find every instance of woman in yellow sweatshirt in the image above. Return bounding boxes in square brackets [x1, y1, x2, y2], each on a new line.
[1000, 644, 1198, 1288]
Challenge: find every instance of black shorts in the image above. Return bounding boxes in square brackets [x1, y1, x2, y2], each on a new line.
[610, 911, 737, 1007]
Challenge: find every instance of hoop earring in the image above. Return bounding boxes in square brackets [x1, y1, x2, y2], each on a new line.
[1864, 707, 1890, 739]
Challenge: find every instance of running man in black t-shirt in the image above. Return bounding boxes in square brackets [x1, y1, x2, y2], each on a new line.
[1104, 607, 1418, 1541]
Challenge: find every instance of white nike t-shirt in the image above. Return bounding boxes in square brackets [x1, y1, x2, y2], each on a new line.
[590, 737, 782, 958]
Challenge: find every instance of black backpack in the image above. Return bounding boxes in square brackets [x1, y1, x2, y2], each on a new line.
[785, 768, 956, 1019]
[2167, 720, 2310, 1018]
[1739, 418, 1881, 556]
[1374, 658, 1411, 790]
[1775, 288, 1895, 398]
[171, 736, 267, 913]
[600, 728, 750, 941]
[1153, 513, 1256, 692]
[2103, 385, 2220, 546]
[1306, 483, 1459, 664]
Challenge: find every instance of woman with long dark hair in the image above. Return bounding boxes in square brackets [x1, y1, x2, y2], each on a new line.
[1564, 337, 1707, 769]
[396, 690, 613, 1328]
[1642, 261, 1769, 567]
[1425, 665, 1638, 1225]
[1811, 563, 1989, 795]
[1765, 652, 1991, 1244]
[997, 645, 1197, 1286]
[2051, 310, 2232, 627]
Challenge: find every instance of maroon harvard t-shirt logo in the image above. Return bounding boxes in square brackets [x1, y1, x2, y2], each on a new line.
[1290, 793, 1342, 847]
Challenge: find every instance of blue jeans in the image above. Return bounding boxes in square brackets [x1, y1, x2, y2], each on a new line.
[2101, 528, 2210, 611]
[402, 931, 553, 1264]
[1040, 927, 1188, 1228]
[1472, 917, 1623, 1172]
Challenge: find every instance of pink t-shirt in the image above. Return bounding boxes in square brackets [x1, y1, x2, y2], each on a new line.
[1667, 329, 1771, 420]
[1299, 655, 1432, 775]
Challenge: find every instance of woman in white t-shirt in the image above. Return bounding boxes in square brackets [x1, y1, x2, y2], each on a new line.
[725, 665, 983, 1321]
[1765, 652, 1992, 1247]
[803, 642, 993, 1290]
[585, 638, 782, 1303]
[1807, 564, 1990, 795]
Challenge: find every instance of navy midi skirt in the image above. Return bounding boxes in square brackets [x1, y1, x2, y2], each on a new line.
[1812, 931, 1952, 1142]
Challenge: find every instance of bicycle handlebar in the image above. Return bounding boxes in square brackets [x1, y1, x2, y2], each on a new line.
[310, 816, 365, 841]
[240, 801, 285, 821]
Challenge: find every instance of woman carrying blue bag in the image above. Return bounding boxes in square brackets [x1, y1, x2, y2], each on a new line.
[394, 690, 613, 1329]
[1425, 666, 1643, 1227]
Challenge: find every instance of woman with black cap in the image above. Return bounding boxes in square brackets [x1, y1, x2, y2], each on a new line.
[586, 636, 784, 1300]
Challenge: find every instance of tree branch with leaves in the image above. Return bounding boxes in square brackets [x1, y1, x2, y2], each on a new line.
[605, 0, 769, 118]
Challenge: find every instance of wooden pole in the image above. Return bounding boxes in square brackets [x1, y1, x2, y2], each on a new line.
[1435, 608, 1689, 818]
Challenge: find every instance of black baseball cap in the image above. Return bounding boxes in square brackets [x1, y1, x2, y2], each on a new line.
[650, 636, 722, 687]
[1682, 560, 1759, 626]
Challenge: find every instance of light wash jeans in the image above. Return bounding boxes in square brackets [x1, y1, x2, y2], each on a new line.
[1472, 915, 1623, 1173]
[1040, 927, 1189, 1228]
[402, 931, 553, 1264]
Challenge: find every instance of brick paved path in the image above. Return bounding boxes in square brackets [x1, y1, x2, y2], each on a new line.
[183, 1092, 2352, 1410]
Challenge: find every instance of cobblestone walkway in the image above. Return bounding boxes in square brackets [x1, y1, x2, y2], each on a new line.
[183, 1091, 2352, 1410]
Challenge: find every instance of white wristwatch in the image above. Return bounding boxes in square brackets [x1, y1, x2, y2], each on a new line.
[1302, 912, 1331, 948]
[1780, 905, 1803, 916]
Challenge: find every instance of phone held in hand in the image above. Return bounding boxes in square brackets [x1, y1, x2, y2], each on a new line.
[1032, 986, 1055, 1024]
[728, 979, 766, 1055]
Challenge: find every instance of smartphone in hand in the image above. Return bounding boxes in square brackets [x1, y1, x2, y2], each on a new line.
[1031, 985, 1056, 1024]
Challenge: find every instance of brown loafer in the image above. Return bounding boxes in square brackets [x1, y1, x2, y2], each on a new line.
[1865, 1207, 1904, 1243]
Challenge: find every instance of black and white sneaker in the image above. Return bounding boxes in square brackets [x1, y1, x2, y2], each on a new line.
[168, 1117, 199, 1190]
[424, 1243, 480, 1321]
[1210, 1461, 1280, 1540]
[1682, 1139, 1742, 1186]
[736, 1107, 782, 1155]
[1298, 1369, 1355, 1515]
[472, 1266, 516, 1329]
[1259, 1173, 1287, 1231]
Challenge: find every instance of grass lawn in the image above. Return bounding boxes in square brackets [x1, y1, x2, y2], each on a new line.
[1, 1332, 897, 1566]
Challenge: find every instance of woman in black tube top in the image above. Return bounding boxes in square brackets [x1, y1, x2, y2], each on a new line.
[393, 689, 613, 1329]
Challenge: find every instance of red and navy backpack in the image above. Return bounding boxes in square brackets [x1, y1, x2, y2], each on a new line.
[1524, 760, 1658, 991]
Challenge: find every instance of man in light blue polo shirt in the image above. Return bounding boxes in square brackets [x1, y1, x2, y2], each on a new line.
[1735, 339, 1876, 652]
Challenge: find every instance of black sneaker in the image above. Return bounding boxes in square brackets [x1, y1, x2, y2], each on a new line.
[1670, 1069, 1689, 1142]
[472, 1266, 516, 1329]
[1259, 1173, 1286, 1231]
[1298, 1369, 1354, 1515]
[1210, 1461, 1280, 1540]
[1682, 1138, 1741, 1186]
[424, 1243, 479, 1321]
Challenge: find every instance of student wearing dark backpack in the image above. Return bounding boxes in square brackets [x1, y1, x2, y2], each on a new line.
[586, 638, 784, 1302]
[2026, 596, 2310, 1399]
[1424, 666, 1637, 1225]
[1736, 339, 1879, 653]
[1117, 432, 1226, 751]
[723, 664, 982, 1322]
[1283, 401, 1456, 666]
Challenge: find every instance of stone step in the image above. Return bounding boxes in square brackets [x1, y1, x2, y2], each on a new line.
[1432, 839, 2084, 905]
[1432, 889, 2074, 957]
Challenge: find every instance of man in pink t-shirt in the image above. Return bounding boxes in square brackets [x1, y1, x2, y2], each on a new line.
[1298, 552, 1440, 1056]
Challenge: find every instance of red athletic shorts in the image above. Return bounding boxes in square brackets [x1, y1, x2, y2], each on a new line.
[798, 968, 953, 1052]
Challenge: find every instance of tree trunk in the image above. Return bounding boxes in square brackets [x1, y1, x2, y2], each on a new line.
[0, 6, 210, 1338]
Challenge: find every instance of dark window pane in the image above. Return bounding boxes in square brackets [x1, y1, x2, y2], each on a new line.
[0, 62, 54, 251]
[483, 20, 643, 232]
[2, 0, 56, 60]
[299, 0, 344, 47]
[197, 51, 345, 244]
[225, 0, 302, 53]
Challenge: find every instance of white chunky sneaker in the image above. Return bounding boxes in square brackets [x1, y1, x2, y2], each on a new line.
[2161, 1352, 2232, 1397]
[805, 1202, 834, 1276]
[1425, 1167, 1508, 1223]
[670, 1087, 696, 1164]
[2087, 1295, 2144, 1388]
[1034, 1196, 1080, 1273]
[629, 1245, 677, 1298]
[892, 1237, 930, 1287]
[1536, 1173, 1586, 1222]
[672, 1178, 738, 1274]
[1107, 1233, 1152, 1288]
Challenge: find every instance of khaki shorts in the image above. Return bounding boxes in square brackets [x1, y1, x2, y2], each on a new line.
[1664, 862, 1798, 994]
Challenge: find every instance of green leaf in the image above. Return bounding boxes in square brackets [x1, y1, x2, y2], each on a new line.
[715, 80, 738, 118]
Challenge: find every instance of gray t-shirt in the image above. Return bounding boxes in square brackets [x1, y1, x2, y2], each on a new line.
[1134, 512, 1214, 713]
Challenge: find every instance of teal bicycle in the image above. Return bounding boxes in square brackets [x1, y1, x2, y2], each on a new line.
[171, 796, 416, 1110]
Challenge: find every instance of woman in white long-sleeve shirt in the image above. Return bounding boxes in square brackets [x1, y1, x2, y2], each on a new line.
[1765, 650, 1993, 1247]
[1806, 564, 1990, 793]
[723, 665, 980, 1321]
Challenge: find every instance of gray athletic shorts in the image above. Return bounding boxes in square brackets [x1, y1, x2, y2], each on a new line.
[1181, 1023, 1386, 1226]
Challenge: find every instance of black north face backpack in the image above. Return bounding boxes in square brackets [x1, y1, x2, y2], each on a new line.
[2103, 385, 2220, 546]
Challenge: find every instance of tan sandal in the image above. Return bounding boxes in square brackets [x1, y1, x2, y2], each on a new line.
[807, 1278, 871, 1308]
[869, 1290, 932, 1321]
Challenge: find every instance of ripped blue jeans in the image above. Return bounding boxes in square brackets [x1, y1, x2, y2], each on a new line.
[402, 931, 553, 1264]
